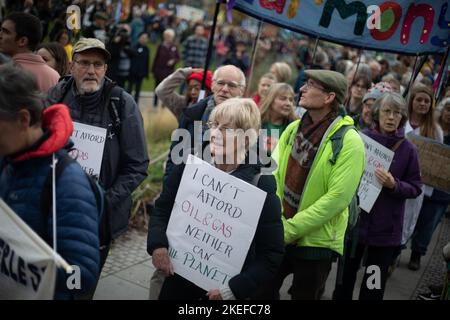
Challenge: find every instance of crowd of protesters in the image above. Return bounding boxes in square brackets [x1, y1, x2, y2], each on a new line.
[0, 0, 449, 302]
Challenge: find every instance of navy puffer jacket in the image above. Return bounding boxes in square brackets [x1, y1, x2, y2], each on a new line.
[0, 104, 100, 299]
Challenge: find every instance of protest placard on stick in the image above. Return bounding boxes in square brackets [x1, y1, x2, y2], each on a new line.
[166, 154, 267, 290]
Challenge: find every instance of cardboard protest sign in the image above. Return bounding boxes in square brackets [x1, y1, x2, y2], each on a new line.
[358, 133, 394, 213]
[69, 122, 107, 178]
[234, 0, 450, 55]
[0, 200, 70, 300]
[166, 154, 267, 290]
[408, 134, 450, 193]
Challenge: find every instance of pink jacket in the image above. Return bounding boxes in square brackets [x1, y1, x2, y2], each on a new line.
[13, 53, 60, 93]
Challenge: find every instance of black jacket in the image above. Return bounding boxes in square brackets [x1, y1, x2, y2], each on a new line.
[130, 43, 150, 79]
[147, 152, 285, 299]
[164, 97, 211, 183]
[46, 77, 149, 239]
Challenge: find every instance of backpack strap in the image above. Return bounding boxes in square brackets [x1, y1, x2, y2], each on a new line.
[329, 125, 356, 165]
[103, 84, 124, 136]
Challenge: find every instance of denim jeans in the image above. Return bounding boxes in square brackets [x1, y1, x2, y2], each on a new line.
[411, 195, 448, 256]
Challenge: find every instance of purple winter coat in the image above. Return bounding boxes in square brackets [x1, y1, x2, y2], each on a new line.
[358, 127, 422, 247]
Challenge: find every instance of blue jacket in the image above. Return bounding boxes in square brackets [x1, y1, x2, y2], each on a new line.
[0, 104, 100, 299]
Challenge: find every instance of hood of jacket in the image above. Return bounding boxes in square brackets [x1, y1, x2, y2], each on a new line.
[13, 104, 73, 162]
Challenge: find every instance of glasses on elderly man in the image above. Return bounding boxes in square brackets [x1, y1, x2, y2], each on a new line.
[302, 80, 327, 92]
[213, 79, 243, 90]
[74, 59, 106, 70]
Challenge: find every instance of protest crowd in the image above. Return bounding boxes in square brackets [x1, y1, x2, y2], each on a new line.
[0, 0, 449, 302]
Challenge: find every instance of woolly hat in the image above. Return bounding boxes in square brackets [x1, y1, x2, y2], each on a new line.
[363, 82, 392, 103]
[187, 70, 212, 91]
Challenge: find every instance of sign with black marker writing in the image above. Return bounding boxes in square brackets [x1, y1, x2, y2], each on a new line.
[69, 122, 107, 178]
[358, 133, 394, 213]
[0, 200, 70, 299]
[166, 154, 267, 290]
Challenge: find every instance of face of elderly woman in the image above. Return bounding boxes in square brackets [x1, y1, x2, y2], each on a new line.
[208, 120, 244, 163]
[378, 104, 402, 134]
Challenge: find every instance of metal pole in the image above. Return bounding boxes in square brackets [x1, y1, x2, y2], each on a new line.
[245, 20, 263, 97]
[311, 37, 320, 65]
[403, 54, 425, 99]
[202, 0, 221, 91]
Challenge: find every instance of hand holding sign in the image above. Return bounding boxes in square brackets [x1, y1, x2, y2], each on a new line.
[152, 248, 174, 277]
[374, 168, 396, 189]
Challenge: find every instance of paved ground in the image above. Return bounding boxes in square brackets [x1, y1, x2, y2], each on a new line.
[93, 214, 450, 300]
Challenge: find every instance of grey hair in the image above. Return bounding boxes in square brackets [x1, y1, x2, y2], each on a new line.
[0, 63, 43, 126]
[371, 92, 408, 129]
[213, 65, 246, 87]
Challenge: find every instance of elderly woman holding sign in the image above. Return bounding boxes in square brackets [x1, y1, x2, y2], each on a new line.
[147, 98, 284, 300]
[333, 92, 422, 300]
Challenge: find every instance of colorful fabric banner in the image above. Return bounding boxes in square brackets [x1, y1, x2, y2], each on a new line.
[233, 0, 450, 55]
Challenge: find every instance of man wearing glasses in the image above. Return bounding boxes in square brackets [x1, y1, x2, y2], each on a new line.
[47, 38, 149, 297]
[260, 70, 365, 300]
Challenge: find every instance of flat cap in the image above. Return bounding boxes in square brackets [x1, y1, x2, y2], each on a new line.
[73, 38, 111, 61]
[304, 69, 347, 104]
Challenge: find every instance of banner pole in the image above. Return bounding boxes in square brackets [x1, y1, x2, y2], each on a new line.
[311, 37, 320, 65]
[202, 0, 221, 91]
[344, 48, 363, 108]
[403, 54, 426, 99]
[245, 19, 263, 97]
[434, 46, 450, 101]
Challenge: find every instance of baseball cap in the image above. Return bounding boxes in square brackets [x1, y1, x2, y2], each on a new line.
[73, 38, 111, 61]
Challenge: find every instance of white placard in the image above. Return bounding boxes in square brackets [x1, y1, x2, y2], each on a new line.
[176, 5, 204, 22]
[0, 199, 70, 300]
[69, 122, 107, 178]
[166, 154, 267, 291]
[357, 133, 394, 213]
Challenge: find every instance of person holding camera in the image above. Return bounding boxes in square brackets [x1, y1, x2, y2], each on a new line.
[107, 26, 135, 89]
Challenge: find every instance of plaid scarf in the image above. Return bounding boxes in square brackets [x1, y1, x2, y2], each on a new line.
[283, 110, 337, 219]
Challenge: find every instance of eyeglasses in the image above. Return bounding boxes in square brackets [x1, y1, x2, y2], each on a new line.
[380, 108, 402, 118]
[74, 59, 106, 70]
[302, 80, 327, 92]
[206, 121, 235, 132]
[214, 79, 242, 90]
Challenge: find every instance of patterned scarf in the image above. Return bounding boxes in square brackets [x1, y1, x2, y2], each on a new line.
[283, 110, 338, 219]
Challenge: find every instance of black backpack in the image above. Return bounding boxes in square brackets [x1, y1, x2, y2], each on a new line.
[40, 152, 109, 249]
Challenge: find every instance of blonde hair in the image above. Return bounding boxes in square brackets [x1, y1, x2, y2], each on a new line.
[209, 98, 261, 147]
[271, 62, 292, 83]
[259, 83, 297, 124]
